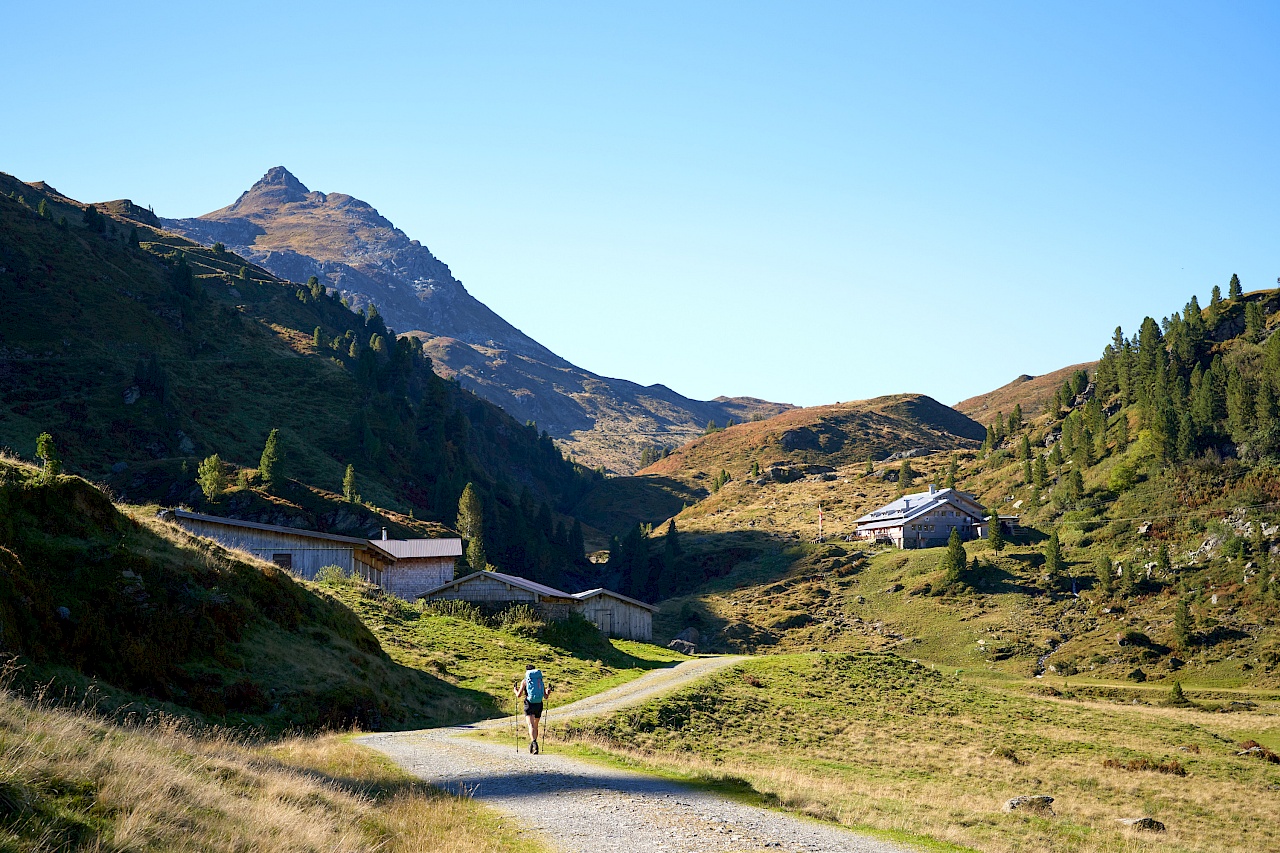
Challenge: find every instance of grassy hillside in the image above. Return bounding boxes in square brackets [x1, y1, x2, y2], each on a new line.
[640, 285, 1280, 699]
[0, 689, 543, 853]
[0, 456, 684, 730]
[560, 653, 1279, 853]
[955, 361, 1097, 420]
[0, 173, 601, 590]
[316, 575, 687, 711]
[637, 393, 983, 488]
[0, 457, 479, 730]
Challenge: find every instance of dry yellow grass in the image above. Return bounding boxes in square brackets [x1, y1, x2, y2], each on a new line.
[0, 687, 545, 852]
[558, 654, 1280, 853]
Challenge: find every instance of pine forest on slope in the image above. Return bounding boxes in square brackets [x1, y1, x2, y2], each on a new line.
[162, 167, 792, 474]
[0, 173, 599, 593]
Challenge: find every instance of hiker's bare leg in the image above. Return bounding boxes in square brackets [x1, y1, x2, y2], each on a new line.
[526, 714, 538, 741]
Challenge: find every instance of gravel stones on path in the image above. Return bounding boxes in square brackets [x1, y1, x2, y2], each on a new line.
[358, 657, 916, 853]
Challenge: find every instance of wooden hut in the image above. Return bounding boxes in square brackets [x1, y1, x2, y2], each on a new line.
[170, 509, 394, 584]
[419, 571, 657, 640]
[571, 588, 657, 641]
[419, 571, 578, 619]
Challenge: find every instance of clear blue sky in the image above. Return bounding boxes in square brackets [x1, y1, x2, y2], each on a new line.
[3, 2, 1277, 407]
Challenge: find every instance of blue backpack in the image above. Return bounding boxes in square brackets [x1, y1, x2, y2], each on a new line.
[525, 669, 545, 702]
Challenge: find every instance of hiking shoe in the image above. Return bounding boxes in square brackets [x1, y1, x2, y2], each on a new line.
[530, 740, 539, 755]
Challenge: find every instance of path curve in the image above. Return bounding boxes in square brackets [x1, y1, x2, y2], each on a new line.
[358, 657, 916, 853]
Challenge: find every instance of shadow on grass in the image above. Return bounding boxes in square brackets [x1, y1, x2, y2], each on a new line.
[966, 563, 1042, 596]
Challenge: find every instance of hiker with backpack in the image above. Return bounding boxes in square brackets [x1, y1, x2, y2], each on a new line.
[514, 664, 550, 754]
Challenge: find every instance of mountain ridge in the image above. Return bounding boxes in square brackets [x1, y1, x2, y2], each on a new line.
[162, 167, 793, 473]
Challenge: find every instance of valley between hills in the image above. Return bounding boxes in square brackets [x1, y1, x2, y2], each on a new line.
[1, 170, 1278, 853]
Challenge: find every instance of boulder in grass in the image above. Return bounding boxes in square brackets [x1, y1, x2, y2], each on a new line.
[666, 639, 697, 655]
[1117, 817, 1166, 832]
[1002, 796, 1054, 815]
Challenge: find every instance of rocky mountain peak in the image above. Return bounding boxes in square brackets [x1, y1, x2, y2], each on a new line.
[230, 166, 313, 212]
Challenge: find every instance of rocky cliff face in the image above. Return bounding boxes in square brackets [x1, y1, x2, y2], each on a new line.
[164, 168, 791, 472]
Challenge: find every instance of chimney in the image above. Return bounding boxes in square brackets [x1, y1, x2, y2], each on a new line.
[928, 483, 936, 495]
[381, 527, 388, 540]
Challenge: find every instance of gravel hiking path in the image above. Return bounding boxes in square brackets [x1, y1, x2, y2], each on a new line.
[358, 656, 916, 853]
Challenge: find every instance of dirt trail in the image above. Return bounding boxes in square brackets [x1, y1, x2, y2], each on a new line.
[358, 656, 916, 853]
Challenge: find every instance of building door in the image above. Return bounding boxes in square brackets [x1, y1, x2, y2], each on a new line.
[598, 611, 612, 636]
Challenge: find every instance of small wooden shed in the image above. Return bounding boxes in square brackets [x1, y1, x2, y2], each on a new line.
[571, 588, 657, 641]
[419, 571, 578, 620]
[418, 571, 658, 640]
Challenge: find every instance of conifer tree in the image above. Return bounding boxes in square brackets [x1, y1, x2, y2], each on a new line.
[1095, 553, 1114, 598]
[1034, 454, 1049, 488]
[342, 464, 358, 503]
[1173, 598, 1193, 650]
[1019, 433, 1031, 461]
[1229, 273, 1242, 299]
[35, 432, 60, 482]
[1210, 284, 1222, 305]
[569, 519, 586, 563]
[1022, 453, 1033, 486]
[196, 454, 226, 500]
[987, 510, 1005, 552]
[1043, 530, 1064, 591]
[938, 528, 967, 592]
[37, 199, 51, 219]
[945, 456, 958, 489]
[1156, 542, 1171, 576]
[865, 458, 875, 476]
[455, 484, 488, 573]
[898, 459, 915, 489]
[258, 428, 280, 489]
[313, 326, 325, 348]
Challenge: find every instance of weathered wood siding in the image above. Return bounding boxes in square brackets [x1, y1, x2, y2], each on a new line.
[574, 595, 653, 641]
[382, 556, 454, 600]
[176, 518, 383, 584]
[427, 574, 537, 604]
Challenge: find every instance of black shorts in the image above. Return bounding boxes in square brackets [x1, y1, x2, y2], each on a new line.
[524, 700, 543, 718]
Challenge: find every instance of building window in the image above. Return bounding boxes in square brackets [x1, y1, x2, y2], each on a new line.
[272, 553, 293, 570]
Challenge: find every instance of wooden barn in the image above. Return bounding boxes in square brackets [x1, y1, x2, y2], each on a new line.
[168, 510, 461, 599]
[419, 571, 657, 641]
[571, 588, 657, 641]
[170, 509, 394, 584]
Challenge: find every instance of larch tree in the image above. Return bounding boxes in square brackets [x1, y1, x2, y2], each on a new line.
[1228, 273, 1242, 299]
[196, 454, 226, 500]
[342, 464, 359, 503]
[456, 483, 487, 572]
[35, 432, 61, 482]
[258, 428, 281, 490]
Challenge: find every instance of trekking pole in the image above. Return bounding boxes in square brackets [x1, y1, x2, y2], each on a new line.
[513, 686, 521, 753]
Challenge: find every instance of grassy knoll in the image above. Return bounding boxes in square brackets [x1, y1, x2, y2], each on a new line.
[0, 688, 544, 853]
[316, 576, 687, 712]
[558, 652, 1280, 853]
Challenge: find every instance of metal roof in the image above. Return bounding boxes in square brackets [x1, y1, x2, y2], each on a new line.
[417, 571, 656, 610]
[372, 538, 463, 559]
[572, 588, 659, 612]
[854, 487, 985, 527]
[171, 509, 396, 560]
[418, 570, 577, 600]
